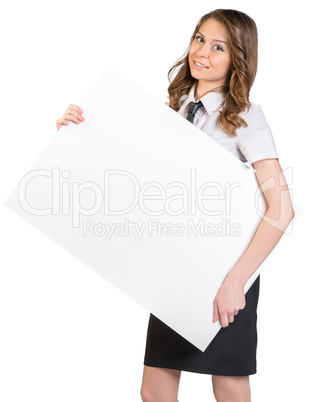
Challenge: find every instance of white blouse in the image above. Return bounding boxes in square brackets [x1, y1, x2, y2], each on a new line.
[171, 82, 278, 168]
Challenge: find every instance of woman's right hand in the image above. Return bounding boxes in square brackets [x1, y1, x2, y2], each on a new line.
[56, 104, 85, 131]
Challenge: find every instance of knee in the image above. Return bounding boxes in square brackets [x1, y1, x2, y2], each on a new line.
[140, 386, 158, 402]
[213, 389, 238, 402]
[140, 366, 180, 402]
[140, 386, 178, 402]
[212, 376, 251, 402]
[213, 389, 250, 402]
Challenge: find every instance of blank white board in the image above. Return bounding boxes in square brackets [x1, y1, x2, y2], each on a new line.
[5, 63, 278, 351]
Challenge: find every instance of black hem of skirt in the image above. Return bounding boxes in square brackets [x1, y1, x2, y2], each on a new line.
[143, 362, 257, 376]
[143, 275, 260, 376]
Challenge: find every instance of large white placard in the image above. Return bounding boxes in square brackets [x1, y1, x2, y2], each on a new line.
[5, 63, 282, 351]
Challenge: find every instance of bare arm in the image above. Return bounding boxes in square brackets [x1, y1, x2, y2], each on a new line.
[213, 158, 295, 327]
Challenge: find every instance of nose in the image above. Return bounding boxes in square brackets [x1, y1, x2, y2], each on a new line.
[198, 43, 210, 58]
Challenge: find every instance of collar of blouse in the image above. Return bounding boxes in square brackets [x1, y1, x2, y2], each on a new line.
[178, 82, 226, 116]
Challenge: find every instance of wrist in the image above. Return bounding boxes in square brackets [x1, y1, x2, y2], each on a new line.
[225, 269, 247, 287]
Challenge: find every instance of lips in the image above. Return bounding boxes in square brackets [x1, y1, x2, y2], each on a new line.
[193, 60, 209, 69]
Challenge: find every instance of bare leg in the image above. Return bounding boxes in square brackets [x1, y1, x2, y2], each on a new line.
[140, 365, 182, 402]
[212, 375, 251, 402]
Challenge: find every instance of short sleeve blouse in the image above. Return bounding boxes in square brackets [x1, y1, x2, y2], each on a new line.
[171, 83, 278, 167]
[237, 103, 278, 165]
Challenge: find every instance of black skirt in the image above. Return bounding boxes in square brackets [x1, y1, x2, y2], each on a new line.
[143, 275, 260, 376]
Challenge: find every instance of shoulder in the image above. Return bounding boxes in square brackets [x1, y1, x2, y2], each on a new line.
[240, 102, 267, 124]
[238, 102, 272, 135]
[164, 94, 188, 110]
[237, 101, 278, 165]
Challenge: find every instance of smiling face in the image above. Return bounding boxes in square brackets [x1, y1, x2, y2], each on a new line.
[188, 18, 233, 100]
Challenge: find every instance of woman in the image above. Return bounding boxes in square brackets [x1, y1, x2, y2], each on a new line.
[56, 9, 295, 402]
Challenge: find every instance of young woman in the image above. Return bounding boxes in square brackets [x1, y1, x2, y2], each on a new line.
[56, 9, 295, 402]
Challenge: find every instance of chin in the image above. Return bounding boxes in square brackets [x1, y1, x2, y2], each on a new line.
[190, 69, 205, 80]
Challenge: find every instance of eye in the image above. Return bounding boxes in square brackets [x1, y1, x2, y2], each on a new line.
[195, 35, 204, 43]
[214, 44, 224, 52]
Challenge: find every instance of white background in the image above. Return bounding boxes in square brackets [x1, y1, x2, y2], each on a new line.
[1, 0, 310, 401]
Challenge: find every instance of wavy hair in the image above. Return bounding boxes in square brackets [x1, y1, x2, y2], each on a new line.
[167, 9, 258, 136]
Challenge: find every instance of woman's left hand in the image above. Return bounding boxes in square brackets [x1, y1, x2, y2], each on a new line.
[213, 276, 246, 328]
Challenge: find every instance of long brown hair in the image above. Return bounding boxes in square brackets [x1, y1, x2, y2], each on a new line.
[167, 9, 258, 136]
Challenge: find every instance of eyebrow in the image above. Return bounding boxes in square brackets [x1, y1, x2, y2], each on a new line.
[197, 31, 227, 44]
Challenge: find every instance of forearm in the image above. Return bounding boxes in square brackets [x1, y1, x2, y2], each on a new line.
[213, 159, 295, 327]
[226, 207, 295, 286]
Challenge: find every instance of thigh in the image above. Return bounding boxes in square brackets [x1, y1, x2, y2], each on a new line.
[212, 375, 251, 402]
[141, 365, 181, 402]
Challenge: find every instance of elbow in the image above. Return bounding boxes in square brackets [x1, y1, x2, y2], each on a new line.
[265, 206, 295, 232]
[280, 206, 295, 228]
[283, 208, 295, 229]
[286, 206, 295, 224]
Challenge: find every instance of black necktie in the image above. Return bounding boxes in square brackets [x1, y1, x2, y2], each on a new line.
[186, 101, 203, 124]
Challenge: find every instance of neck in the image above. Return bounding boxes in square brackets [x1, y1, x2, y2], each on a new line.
[194, 80, 224, 101]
